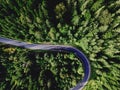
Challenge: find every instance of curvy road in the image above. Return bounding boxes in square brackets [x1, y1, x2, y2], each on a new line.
[0, 37, 91, 90]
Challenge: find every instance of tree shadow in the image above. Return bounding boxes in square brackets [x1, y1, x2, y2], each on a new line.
[41, 70, 58, 90]
[28, 51, 59, 90]
[46, 0, 63, 26]
[0, 64, 7, 82]
[46, 0, 72, 26]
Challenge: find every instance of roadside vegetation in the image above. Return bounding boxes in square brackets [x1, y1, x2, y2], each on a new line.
[0, 0, 120, 90]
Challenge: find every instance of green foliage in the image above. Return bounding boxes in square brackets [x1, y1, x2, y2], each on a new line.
[0, 0, 120, 90]
[99, 9, 113, 25]
[54, 2, 66, 19]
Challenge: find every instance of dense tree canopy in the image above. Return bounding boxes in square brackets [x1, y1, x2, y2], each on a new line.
[0, 0, 120, 90]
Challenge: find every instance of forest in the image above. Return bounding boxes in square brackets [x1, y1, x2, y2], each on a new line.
[0, 0, 120, 90]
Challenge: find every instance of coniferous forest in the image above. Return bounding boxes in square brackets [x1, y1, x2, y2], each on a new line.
[0, 0, 120, 90]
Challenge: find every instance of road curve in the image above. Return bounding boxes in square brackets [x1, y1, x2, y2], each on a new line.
[0, 37, 91, 90]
